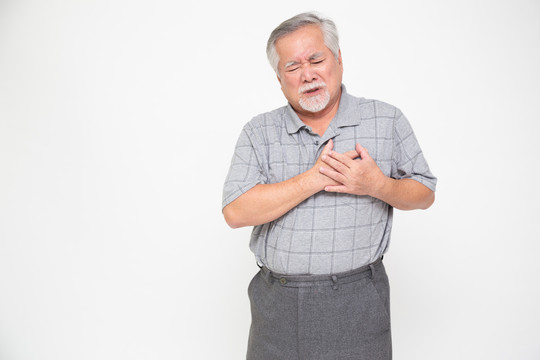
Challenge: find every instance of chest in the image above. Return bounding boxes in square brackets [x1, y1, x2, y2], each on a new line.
[264, 125, 393, 183]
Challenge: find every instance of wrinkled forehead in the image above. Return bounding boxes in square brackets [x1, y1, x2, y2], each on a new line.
[275, 26, 330, 63]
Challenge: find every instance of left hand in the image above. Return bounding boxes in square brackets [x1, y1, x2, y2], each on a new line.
[319, 143, 387, 196]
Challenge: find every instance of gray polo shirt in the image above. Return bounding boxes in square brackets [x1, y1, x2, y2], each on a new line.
[223, 85, 437, 275]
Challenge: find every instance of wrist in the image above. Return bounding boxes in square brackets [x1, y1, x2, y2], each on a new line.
[372, 174, 391, 199]
[303, 166, 326, 193]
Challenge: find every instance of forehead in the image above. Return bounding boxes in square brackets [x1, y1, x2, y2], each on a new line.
[274, 25, 330, 62]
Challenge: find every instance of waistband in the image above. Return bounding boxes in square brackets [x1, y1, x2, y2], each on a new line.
[259, 257, 383, 289]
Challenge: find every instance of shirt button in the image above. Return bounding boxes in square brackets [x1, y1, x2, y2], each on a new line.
[314, 140, 319, 145]
[280, 278, 287, 285]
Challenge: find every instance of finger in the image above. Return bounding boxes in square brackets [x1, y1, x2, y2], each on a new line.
[319, 166, 347, 184]
[355, 144, 370, 160]
[324, 185, 349, 193]
[322, 153, 350, 173]
[327, 149, 356, 167]
[321, 139, 334, 155]
[343, 150, 360, 159]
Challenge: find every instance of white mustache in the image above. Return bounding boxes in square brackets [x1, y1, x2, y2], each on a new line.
[298, 81, 327, 94]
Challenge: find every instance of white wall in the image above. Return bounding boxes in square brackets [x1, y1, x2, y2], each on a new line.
[1, 0, 539, 359]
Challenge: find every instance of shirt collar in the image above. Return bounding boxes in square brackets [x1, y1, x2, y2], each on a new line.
[285, 104, 306, 134]
[284, 84, 356, 134]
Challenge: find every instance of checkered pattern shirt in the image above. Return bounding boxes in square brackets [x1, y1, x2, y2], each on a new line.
[223, 85, 437, 275]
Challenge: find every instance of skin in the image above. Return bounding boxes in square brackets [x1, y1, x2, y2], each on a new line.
[320, 144, 434, 210]
[274, 24, 343, 136]
[223, 25, 434, 229]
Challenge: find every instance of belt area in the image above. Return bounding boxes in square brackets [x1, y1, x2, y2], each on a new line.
[260, 257, 383, 288]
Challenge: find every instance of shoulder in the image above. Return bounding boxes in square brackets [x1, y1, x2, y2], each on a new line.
[242, 105, 289, 134]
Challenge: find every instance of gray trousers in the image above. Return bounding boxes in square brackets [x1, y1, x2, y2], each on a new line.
[247, 258, 391, 360]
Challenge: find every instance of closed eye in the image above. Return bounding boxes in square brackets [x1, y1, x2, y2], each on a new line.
[286, 67, 300, 72]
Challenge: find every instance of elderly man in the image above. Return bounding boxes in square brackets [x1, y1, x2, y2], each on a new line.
[222, 12, 436, 360]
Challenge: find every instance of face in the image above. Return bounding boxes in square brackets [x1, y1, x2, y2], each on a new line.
[274, 25, 343, 115]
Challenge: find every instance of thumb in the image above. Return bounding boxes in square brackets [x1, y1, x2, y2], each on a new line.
[322, 139, 334, 154]
[355, 143, 370, 160]
[343, 150, 360, 159]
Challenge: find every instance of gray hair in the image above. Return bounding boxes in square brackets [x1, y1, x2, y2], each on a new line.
[266, 12, 340, 76]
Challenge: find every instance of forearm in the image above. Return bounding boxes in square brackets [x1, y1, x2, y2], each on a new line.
[373, 177, 435, 210]
[223, 169, 323, 228]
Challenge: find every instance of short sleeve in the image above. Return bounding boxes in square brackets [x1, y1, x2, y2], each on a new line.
[391, 110, 437, 192]
[222, 125, 268, 209]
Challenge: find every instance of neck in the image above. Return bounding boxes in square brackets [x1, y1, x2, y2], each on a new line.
[295, 88, 342, 136]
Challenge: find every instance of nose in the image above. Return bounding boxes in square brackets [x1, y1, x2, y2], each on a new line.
[300, 63, 317, 82]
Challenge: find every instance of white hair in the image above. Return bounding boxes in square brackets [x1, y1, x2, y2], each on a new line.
[266, 12, 340, 77]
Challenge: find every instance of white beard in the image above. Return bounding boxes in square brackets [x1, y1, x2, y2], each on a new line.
[298, 82, 330, 113]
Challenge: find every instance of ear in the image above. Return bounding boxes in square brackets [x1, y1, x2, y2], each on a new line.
[276, 73, 282, 85]
[337, 49, 343, 65]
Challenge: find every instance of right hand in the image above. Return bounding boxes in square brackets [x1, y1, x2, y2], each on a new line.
[309, 139, 343, 190]
[310, 139, 362, 191]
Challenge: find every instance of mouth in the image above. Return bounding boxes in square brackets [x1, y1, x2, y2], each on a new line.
[299, 82, 327, 97]
[303, 87, 323, 96]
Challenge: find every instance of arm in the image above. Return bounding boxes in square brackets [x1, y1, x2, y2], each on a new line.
[373, 177, 434, 210]
[223, 140, 340, 228]
[320, 144, 434, 210]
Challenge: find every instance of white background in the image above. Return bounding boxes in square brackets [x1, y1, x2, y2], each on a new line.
[1, 0, 539, 359]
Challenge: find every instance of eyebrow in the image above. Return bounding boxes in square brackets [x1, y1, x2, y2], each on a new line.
[284, 52, 325, 69]
[308, 52, 324, 61]
[284, 60, 300, 68]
